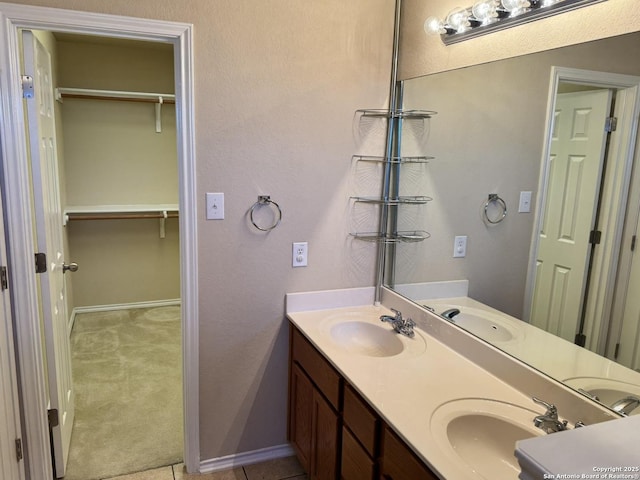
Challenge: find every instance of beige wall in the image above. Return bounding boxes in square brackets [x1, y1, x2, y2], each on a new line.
[57, 38, 180, 307]
[10, 0, 396, 462]
[398, 32, 640, 317]
[399, 0, 640, 79]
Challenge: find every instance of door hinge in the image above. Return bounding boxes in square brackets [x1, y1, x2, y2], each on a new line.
[48, 408, 59, 427]
[21, 75, 34, 99]
[35, 252, 47, 274]
[15, 438, 22, 462]
[632, 235, 637, 252]
[614, 342, 620, 359]
[0, 266, 7, 290]
[589, 230, 602, 245]
[605, 116, 617, 133]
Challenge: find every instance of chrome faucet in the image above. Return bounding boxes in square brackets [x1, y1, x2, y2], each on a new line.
[380, 308, 416, 338]
[610, 395, 640, 416]
[532, 397, 568, 434]
[440, 308, 461, 321]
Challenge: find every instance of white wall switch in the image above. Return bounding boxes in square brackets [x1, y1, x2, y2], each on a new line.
[206, 192, 224, 220]
[519, 191, 532, 213]
[292, 242, 308, 267]
[453, 235, 467, 258]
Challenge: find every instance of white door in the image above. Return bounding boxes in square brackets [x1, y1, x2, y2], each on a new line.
[0, 203, 25, 480]
[22, 30, 75, 478]
[530, 89, 612, 343]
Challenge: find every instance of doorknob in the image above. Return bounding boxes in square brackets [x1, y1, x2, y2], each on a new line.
[62, 262, 78, 274]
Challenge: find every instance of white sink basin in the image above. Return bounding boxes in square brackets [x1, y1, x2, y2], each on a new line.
[563, 376, 640, 414]
[319, 311, 427, 358]
[430, 398, 543, 479]
[428, 304, 524, 343]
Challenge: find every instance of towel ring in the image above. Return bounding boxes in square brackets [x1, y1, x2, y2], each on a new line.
[250, 195, 282, 231]
[484, 194, 507, 224]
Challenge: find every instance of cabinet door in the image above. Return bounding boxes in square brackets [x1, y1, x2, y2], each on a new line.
[310, 389, 340, 480]
[341, 427, 375, 480]
[380, 427, 438, 480]
[290, 364, 314, 472]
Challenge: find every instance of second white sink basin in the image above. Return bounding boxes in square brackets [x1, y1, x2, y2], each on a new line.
[564, 376, 640, 414]
[430, 398, 543, 479]
[427, 304, 524, 343]
[319, 311, 427, 358]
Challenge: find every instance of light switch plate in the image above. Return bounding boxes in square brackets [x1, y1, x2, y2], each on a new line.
[519, 191, 532, 213]
[206, 192, 224, 220]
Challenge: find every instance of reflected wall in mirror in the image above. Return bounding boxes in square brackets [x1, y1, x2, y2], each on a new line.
[387, 31, 640, 414]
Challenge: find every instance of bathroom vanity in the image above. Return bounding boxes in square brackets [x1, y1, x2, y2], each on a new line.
[288, 325, 437, 480]
[286, 287, 620, 480]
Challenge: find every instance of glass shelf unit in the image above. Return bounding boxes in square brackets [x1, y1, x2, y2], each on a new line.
[352, 154, 433, 164]
[351, 196, 432, 205]
[350, 230, 431, 244]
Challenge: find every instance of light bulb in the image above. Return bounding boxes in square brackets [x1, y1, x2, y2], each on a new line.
[500, 0, 530, 14]
[424, 16, 445, 35]
[445, 7, 471, 33]
[472, 0, 498, 23]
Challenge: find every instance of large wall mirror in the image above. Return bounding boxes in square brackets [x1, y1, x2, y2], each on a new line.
[386, 31, 640, 415]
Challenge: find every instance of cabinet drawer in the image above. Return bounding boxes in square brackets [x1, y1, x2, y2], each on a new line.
[341, 427, 375, 480]
[291, 326, 341, 409]
[343, 384, 378, 456]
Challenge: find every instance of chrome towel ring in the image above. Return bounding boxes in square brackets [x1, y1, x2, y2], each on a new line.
[250, 195, 282, 231]
[484, 193, 507, 224]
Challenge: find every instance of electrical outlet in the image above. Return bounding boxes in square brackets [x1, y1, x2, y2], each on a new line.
[206, 192, 224, 220]
[453, 235, 467, 258]
[292, 242, 308, 267]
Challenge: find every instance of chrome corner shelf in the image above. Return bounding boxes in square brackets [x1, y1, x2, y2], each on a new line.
[350, 230, 431, 244]
[350, 105, 436, 244]
[352, 154, 433, 164]
[355, 109, 437, 119]
[351, 196, 432, 205]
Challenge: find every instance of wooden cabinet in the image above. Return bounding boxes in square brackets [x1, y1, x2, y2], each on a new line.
[289, 327, 341, 480]
[380, 427, 438, 480]
[288, 323, 438, 480]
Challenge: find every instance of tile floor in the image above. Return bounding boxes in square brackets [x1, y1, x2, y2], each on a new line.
[104, 456, 307, 480]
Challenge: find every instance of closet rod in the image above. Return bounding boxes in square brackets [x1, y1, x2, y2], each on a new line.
[66, 212, 179, 221]
[56, 87, 175, 104]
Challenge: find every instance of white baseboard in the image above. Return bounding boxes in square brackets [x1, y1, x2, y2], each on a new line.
[199, 444, 295, 473]
[69, 298, 181, 333]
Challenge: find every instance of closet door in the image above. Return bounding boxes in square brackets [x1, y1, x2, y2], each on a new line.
[23, 30, 75, 478]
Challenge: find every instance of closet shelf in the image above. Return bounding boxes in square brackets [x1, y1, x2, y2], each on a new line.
[352, 154, 433, 164]
[64, 205, 179, 238]
[350, 231, 431, 244]
[351, 196, 432, 205]
[55, 87, 175, 133]
[56, 87, 175, 104]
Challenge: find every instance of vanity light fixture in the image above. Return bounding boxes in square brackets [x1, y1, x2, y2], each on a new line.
[424, 0, 606, 45]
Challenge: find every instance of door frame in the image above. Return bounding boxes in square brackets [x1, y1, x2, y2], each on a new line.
[0, 3, 199, 477]
[524, 67, 640, 353]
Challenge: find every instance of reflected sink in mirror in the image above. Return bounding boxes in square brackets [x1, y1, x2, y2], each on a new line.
[319, 311, 427, 357]
[430, 398, 543, 479]
[427, 303, 524, 343]
[564, 377, 640, 415]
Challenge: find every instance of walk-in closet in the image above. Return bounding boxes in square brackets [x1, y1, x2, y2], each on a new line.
[29, 30, 183, 479]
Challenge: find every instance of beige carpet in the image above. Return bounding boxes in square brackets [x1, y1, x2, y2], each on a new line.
[64, 306, 183, 480]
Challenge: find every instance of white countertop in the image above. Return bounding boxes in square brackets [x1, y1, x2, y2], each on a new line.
[421, 296, 640, 404]
[287, 302, 549, 479]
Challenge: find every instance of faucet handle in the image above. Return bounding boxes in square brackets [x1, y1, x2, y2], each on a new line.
[390, 308, 402, 319]
[532, 397, 558, 419]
